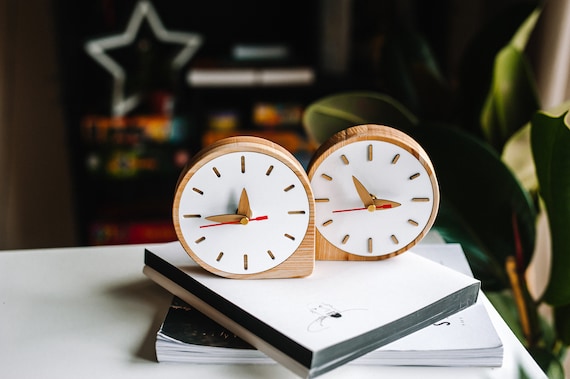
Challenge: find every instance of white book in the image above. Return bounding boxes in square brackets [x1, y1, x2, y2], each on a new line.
[360, 243, 503, 366]
[154, 244, 503, 368]
[143, 241, 480, 378]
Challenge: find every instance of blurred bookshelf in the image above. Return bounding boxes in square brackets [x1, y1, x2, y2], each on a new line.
[54, 0, 336, 245]
[54, 0, 486, 246]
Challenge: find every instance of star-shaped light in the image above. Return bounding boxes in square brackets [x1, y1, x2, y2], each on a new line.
[85, 0, 203, 116]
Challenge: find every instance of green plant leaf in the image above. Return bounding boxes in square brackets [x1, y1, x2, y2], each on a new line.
[411, 123, 536, 288]
[479, 7, 541, 151]
[434, 199, 507, 290]
[457, 2, 538, 135]
[480, 44, 540, 151]
[510, 7, 541, 50]
[379, 28, 450, 119]
[302, 91, 417, 146]
[527, 347, 566, 379]
[502, 101, 570, 198]
[531, 110, 570, 306]
[555, 303, 570, 345]
[502, 123, 538, 195]
[488, 291, 563, 377]
[487, 291, 526, 341]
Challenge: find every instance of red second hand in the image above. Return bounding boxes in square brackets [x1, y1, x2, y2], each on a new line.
[200, 215, 269, 228]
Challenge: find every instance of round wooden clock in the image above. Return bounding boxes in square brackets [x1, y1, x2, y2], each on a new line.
[307, 124, 439, 261]
[173, 136, 315, 279]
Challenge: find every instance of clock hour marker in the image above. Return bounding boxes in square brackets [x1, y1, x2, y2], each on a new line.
[368, 144, 373, 161]
[266, 165, 274, 176]
[284, 184, 295, 192]
[212, 167, 221, 177]
[321, 173, 333, 181]
[409, 173, 421, 180]
[412, 197, 430, 202]
[342, 234, 350, 244]
[391, 235, 399, 244]
[284, 233, 295, 241]
[192, 187, 204, 195]
[195, 236, 206, 244]
[391, 154, 400, 164]
[241, 156, 245, 173]
[340, 154, 349, 165]
[315, 198, 330, 203]
[323, 219, 333, 226]
[368, 238, 373, 253]
[267, 250, 275, 259]
[408, 219, 419, 226]
[243, 254, 248, 270]
[183, 214, 201, 218]
[216, 252, 224, 261]
[288, 210, 306, 214]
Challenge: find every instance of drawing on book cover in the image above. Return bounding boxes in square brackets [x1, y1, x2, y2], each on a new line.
[161, 297, 252, 349]
[307, 303, 367, 332]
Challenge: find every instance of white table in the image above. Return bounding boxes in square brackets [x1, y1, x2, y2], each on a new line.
[0, 244, 547, 379]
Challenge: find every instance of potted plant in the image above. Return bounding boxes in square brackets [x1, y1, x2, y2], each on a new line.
[303, 3, 569, 377]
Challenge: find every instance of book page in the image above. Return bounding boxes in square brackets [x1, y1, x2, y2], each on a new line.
[376, 244, 501, 352]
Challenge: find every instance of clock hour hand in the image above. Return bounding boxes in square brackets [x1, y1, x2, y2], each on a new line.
[237, 188, 253, 219]
[373, 199, 401, 209]
[352, 176, 376, 212]
[205, 214, 249, 224]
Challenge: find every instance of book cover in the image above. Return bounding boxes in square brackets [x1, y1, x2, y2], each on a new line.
[154, 244, 503, 367]
[143, 241, 480, 378]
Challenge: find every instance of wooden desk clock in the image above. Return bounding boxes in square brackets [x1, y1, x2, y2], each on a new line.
[173, 124, 439, 278]
[172, 136, 315, 279]
[307, 124, 440, 261]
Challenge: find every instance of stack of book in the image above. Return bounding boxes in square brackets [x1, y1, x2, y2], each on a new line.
[143, 242, 499, 378]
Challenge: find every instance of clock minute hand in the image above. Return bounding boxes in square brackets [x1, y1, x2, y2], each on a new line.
[333, 200, 400, 213]
[237, 188, 253, 219]
[200, 215, 268, 228]
[352, 176, 376, 212]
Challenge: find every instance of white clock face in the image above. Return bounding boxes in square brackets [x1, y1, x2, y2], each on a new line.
[175, 151, 311, 275]
[310, 140, 438, 258]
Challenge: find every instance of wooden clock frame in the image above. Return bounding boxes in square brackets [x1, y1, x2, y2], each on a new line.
[172, 136, 315, 279]
[307, 124, 440, 261]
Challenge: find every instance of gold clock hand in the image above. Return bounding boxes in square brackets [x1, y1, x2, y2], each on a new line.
[237, 188, 253, 219]
[352, 176, 376, 212]
[373, 199, 401, 209]
[205, 214, 249, 224]
[333, 199, 401, 213]
[204, 189, 253, 226]
[200, 215, 268, 228]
